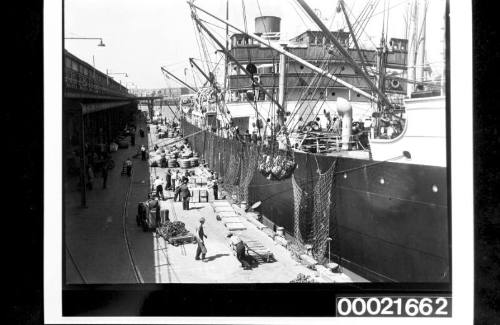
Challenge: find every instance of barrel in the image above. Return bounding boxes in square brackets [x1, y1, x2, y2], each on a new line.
[178, 159, 191, 169]
[167, 159, 178, 168]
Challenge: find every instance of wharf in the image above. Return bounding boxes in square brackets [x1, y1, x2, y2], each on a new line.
[147, 118, 364, 283]
[64, 113, 155, 283]
[64, 109, 365, 284]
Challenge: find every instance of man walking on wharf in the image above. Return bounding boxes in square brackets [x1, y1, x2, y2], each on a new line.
[195, 217, 208, 261]
[174, 178, 191, 210]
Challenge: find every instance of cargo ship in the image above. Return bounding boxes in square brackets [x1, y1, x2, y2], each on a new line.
[163, 0, 448, 282]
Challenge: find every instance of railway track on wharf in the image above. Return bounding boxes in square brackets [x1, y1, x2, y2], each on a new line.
[122, 151, 145, 284]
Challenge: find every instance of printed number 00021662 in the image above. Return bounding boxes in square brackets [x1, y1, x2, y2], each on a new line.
[336, 296, 451, 317]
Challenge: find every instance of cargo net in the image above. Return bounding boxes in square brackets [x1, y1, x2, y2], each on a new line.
[237, 145, 259, 202]
[205, 133, 216, 168]
[292, 159, 337, 261]
[221, 146, 241, 195]
[258, 149, 297, 181]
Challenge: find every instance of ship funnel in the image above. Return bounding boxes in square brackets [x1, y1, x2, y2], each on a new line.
[336, 97, 352, 150]
[255, 16, 281, 40]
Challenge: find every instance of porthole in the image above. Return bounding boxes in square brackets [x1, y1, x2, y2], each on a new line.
[432, 185, 438, 192]
[380, 178, 385, 184]
[331, 92, 336, 96]
[356, 94, 361, 97]
[300, 65, 304, 70]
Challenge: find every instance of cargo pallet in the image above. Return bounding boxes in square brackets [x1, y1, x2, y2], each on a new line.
[165, 232, 196, 246]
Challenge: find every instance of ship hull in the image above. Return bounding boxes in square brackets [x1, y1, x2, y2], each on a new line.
[182, 119, 449, 283]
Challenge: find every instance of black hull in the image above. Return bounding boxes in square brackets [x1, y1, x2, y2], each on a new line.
[182, 120, 449, 283]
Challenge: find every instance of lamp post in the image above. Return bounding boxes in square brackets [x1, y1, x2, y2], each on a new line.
[106, 70, 128, 86]
[65, 37, 106, 47]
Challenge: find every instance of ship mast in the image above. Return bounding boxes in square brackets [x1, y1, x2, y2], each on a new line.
[409, 0, 419, 94]
[377, 0, 389, 107]
[223, 0, 229, 103]
[420, 0, 429, 83]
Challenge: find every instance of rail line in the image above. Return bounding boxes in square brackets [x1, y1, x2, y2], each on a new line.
[65, 245, 88, 284]
[121, 137, 145, 284]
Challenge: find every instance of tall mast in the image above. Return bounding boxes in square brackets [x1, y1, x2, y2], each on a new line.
[377, 0, 388, 110]
[441, 0, 447, 96]
[420, 0, 428, 83]
[410, 0, 419, 94]
[223, 0, 229, 98]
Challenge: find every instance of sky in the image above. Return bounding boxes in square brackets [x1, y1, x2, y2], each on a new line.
[64, 0, 446, 89]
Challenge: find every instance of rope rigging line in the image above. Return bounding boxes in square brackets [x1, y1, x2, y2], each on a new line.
[284, 59, 328, 131]
[286, 56, 344, 133]
[191, 16, 209, 73]
[284, 34, 346, 127]
[191, 7, 214, 73]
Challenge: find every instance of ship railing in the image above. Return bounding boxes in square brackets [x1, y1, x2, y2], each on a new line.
[294, 132, 368, 154]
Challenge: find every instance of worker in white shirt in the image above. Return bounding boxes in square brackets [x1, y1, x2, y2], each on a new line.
[227, 233, 251, 269]
[153, 176, 165, 200]
[171, 169, 177, 193]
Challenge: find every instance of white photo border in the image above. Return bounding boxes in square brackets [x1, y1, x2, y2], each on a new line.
[44, 0, 473, 323]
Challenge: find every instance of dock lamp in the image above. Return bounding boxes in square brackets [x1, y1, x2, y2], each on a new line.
[107, 71, 128, 78]
[106, 71, 128, 85]
[65, 37, 106, 47]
